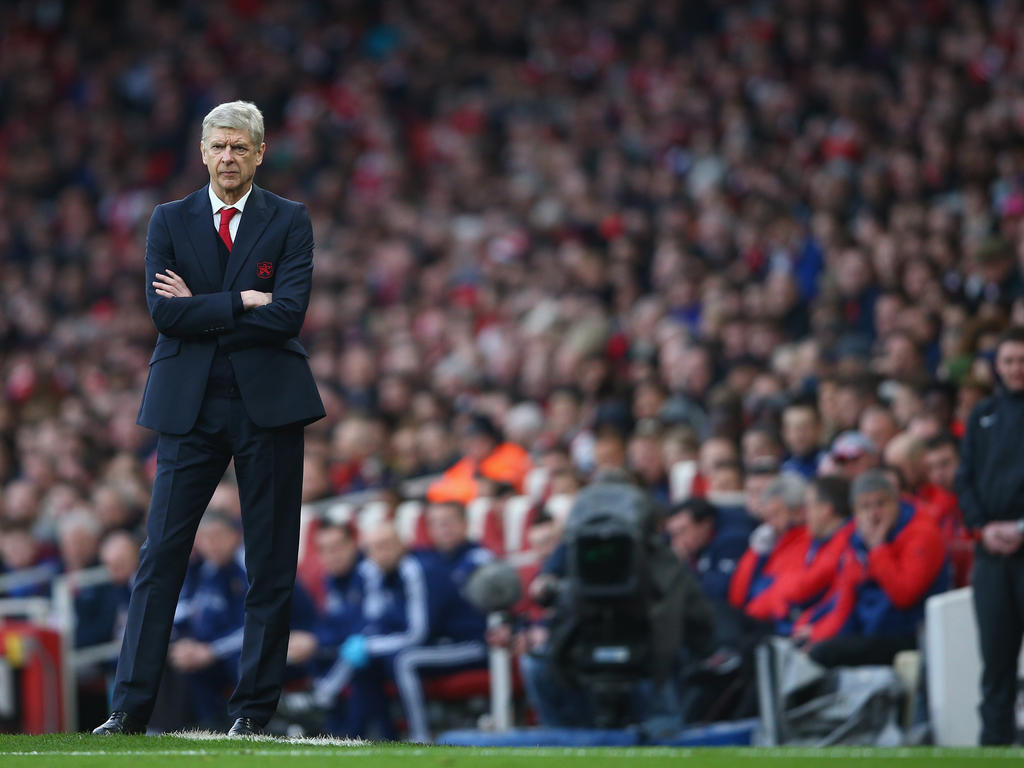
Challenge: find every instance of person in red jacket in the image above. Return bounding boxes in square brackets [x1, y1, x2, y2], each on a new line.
[793, 469, 949, 667]
[742, 475, 854, 633]
[920, 432, 975, 587]
[729, 473, 809, 615]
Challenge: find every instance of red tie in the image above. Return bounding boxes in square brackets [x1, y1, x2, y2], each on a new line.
[218, 207, 238, 251]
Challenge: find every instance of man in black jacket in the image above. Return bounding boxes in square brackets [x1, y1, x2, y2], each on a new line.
[956, 325, 1024, 745]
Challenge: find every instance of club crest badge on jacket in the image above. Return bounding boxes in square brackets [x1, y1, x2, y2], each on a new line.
[257, 261, 274, 279]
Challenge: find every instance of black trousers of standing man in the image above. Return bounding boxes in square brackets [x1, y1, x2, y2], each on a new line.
[112, 376, 303, 727]
[973, 549, 1024, 745]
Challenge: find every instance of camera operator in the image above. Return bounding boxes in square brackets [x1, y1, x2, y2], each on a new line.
[519, 470, 711, 734]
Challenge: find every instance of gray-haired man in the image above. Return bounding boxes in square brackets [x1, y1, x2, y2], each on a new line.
[94, 101, 324, 737]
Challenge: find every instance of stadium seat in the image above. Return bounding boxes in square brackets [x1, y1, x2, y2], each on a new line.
[524, 467, 549, 502]
[395, 500, 424, 546]
[466, 497, 493, 542]
[356, 500, 391, 537]
[502, 496, 532, 553]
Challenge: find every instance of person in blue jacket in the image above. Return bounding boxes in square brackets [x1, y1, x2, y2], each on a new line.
[400, 500, 493, 742]
[317, 521, 442, 739]
[665, 497, 749, 606]
[288, 517, 366, 733]
[167, 509, 247, 729]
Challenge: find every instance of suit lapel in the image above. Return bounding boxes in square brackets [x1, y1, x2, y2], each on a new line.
[183, 187, 221, 289]
[222, 185, 274, 290]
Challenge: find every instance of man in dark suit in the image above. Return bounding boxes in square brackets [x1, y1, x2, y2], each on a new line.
[94, 101, 325, 737]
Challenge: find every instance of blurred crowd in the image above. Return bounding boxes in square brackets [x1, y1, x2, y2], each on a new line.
[1, 0, 1023, 737]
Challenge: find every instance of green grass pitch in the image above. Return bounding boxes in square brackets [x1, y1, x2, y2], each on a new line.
[1, 734, 1023, 767]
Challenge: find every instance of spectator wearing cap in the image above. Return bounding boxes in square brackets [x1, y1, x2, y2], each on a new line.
[780, 399, 824, 479]
[823, 431, 879, 481]
[167, 510, 247, 730]
[794, 470, 948, 668]
[426, 414, 531, 505]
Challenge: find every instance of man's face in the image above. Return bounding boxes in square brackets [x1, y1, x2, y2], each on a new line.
[201, 126, 264, 202]
[196, 520, 241, 567]
[782, 408, 819, 456]
[426, 503, 467, 553]
[924, 445, 958, 491]
[762, 496, 798, 534]
[854, 489, 900, 541]
[996, 340, 1024, 392]
[804, 486, 836, 538]
[666, 512, 712, 561]
[100, 536, 139, 585]
[316, 526, 359, 577]
[364, 526, 404, 573]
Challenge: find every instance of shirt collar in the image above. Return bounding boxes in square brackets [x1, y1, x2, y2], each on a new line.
[208, 183, 254, 216]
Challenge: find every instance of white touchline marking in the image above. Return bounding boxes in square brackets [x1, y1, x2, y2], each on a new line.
[0, 748, 1023, 760]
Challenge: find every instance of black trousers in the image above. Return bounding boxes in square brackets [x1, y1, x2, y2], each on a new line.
[112, 388, 304, 726]
[973, 550, 1024, 746]
[808, 633, 917, 668]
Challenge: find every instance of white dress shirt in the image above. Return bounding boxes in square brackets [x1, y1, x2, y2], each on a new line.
[208, 184, 254, 243]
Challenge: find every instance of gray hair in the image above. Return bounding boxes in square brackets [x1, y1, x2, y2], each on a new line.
[201, 101, 265, 147]
[849, 468, 898, 505]
[58, 507, 102, 540]
[760, 471, 807, 510]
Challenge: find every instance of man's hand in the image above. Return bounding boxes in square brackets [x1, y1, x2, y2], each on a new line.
[286, 630, 317, 664]
[981, 521, 1023, 556]
[792, 623, 813, 647]
[153, 269, 192, 298]
[241, 290, 273, 310]
[168, 638, 215, 671]
[859, 517, 890, 550]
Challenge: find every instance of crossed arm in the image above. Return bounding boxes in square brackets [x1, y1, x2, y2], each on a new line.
[145, 202, 313, 345]
[153, 268, 271, 310]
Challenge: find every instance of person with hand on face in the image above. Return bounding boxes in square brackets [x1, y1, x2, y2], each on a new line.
[793, 470, 947, 668]
[95, 101, 324, 738]
[956, 325, 1024, 744]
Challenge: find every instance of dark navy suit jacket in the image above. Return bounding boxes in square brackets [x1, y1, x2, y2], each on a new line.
[137, 184, 325, 434]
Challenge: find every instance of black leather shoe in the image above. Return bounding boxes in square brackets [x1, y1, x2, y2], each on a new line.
[92, 711, 145, 735]
[227, 717, 264, 737]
